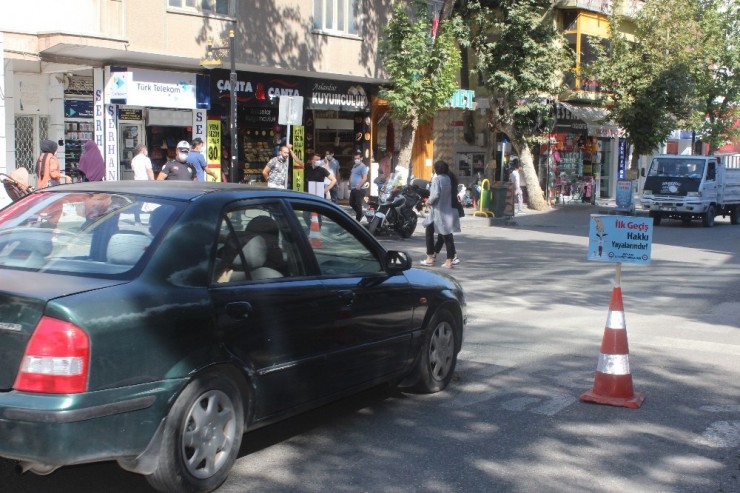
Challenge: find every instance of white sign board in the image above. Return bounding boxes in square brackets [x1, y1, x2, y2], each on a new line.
[105, 69, 197, 109]
[279, 96, 304, 125]
[588, 215, 653, 265]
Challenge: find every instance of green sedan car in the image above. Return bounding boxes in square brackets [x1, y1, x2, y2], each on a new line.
[0, 181, 465, 493]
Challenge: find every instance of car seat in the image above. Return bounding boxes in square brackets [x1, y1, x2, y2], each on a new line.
[228, 216, 286, 281]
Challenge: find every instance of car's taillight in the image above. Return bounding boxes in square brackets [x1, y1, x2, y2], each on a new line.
[14, 316, 90, 394]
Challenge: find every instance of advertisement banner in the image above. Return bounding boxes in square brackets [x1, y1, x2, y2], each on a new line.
[615, 180, 633, 209]
[64, 100, 94, 119]
[618, 138, 628, 180]
[106, 69, 197, 109]
[292, 125, 305, 192]
[588, 215, 653, 265]
[209, 70, 370, 112]
[206, 119, 222, 182]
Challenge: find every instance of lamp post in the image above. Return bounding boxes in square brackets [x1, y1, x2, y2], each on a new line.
[201, 28, 238, 183]
[228, 30, 237, 183]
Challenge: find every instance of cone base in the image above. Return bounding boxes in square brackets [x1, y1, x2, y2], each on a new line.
[580, 389, 645, 409]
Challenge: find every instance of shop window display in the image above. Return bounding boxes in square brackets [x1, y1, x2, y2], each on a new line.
[63, 76, 94, 175]
[243, 128, 277, 183]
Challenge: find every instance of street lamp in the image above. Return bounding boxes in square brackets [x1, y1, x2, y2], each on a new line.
[201, 29, 238, 183]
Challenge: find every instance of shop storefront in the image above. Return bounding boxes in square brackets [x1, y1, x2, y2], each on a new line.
[102, 67, 207, 179]
[208, 70, 374, 186]
[538, 103, 621, 203]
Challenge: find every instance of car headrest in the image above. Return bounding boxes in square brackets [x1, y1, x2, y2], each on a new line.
[107, 232, 151, 265]
[241, 235, 267, 270]
[246, 215, 279, 237]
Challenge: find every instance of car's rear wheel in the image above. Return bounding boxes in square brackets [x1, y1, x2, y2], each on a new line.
[650, 212, 661, 226]
[147, 371, 244, 493]
[412, 309, 459, 393]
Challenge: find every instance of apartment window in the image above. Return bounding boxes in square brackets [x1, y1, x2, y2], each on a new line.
[313, 0, 358, 35]
[168, 0, 232, 16]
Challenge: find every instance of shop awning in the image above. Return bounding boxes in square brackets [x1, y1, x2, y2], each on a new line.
[559, 102, 622, 138]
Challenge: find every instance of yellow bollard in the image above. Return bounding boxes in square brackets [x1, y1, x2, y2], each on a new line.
[473, 179, 494, 217]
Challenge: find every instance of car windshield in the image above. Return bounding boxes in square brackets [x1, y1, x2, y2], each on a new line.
[647, 158, 705, 179]
[0, 191, 180, 276]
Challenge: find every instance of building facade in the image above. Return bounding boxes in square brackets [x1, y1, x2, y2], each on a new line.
[1, 0, 394, 187]
[431, 0, 644, 203]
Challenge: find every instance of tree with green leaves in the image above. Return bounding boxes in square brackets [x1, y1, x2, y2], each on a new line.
[379, 0, 461, 178]
[590, 0, 739, 170]
[460, 0, 573, 210]
[689, 0, 740, 154]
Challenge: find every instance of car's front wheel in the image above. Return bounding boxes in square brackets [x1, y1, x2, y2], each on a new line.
[412, 309, 459, 393]
[147, 371, 245, 493]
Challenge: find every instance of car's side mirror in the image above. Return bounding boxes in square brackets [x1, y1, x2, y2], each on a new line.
[385, 250, 411, 273]
[640, 168, 645, 177]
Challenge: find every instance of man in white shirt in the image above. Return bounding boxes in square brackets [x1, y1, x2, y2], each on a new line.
[131, 144, 154, 181]
[130, 143, 154, 225]
[510, 161, 524, 214]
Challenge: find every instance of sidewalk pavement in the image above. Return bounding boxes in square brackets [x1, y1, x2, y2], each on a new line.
[342, 198, 639, 246]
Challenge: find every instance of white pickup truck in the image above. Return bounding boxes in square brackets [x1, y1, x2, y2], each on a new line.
[640, 154, 740, 227]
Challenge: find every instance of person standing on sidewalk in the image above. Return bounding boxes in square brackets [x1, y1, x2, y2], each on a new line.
[420, 160, 459, 269]
[131, 144, 154, 181]
[187, 137, 218, 182]
[323, 149, 340, 203]
[348, 151, 368, 221]
[262, 145, 299, 189]
[157, 141, 196, 181]
[510, 161, 524, 214]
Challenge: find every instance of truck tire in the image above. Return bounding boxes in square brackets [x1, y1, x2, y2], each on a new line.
[650, 212, 661, 226]
[702, 204, 716, 227]
[731, 206, 739, 225]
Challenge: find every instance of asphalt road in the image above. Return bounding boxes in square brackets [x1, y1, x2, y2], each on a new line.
[2, 203, 739, 493]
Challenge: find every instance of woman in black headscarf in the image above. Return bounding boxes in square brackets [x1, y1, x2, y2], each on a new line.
[36, 140, 70, 188]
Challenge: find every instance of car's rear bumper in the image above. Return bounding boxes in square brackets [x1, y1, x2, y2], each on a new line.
[0, 378, 185, 466]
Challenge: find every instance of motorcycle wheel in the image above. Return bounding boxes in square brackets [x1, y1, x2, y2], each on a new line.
[396, 210, 417, 238]
[368, 212, 385, 235]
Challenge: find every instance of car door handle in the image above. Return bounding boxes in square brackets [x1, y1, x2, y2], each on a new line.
[226, 301, 252, 319]
[337, 290, 355, 305]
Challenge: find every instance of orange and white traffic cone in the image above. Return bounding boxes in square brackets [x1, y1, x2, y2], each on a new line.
[580, 286, 644, 409]
[309, 212, 322, 248]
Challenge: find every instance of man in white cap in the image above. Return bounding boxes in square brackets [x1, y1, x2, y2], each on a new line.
[157, 141, 196, 181]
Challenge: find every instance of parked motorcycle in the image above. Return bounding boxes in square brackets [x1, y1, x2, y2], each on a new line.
[409, 178, 431, 215]
[365, 174, 425, 238]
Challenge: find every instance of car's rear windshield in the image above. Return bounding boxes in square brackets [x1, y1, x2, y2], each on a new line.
[0, 191, 181, 276]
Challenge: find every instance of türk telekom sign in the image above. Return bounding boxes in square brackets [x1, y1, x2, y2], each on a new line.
[210, 70, 369, 112]
[105, 69, 198, 109]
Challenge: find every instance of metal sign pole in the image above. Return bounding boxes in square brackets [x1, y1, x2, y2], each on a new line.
[229, 29, 238, 184]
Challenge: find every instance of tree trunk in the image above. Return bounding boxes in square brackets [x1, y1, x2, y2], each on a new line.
[397, 123, 417, 181]
[515, 143, 548, 211]
[630, 151, 641, 173]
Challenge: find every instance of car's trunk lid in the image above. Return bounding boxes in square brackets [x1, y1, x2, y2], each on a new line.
[0, 270, 125, 390]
